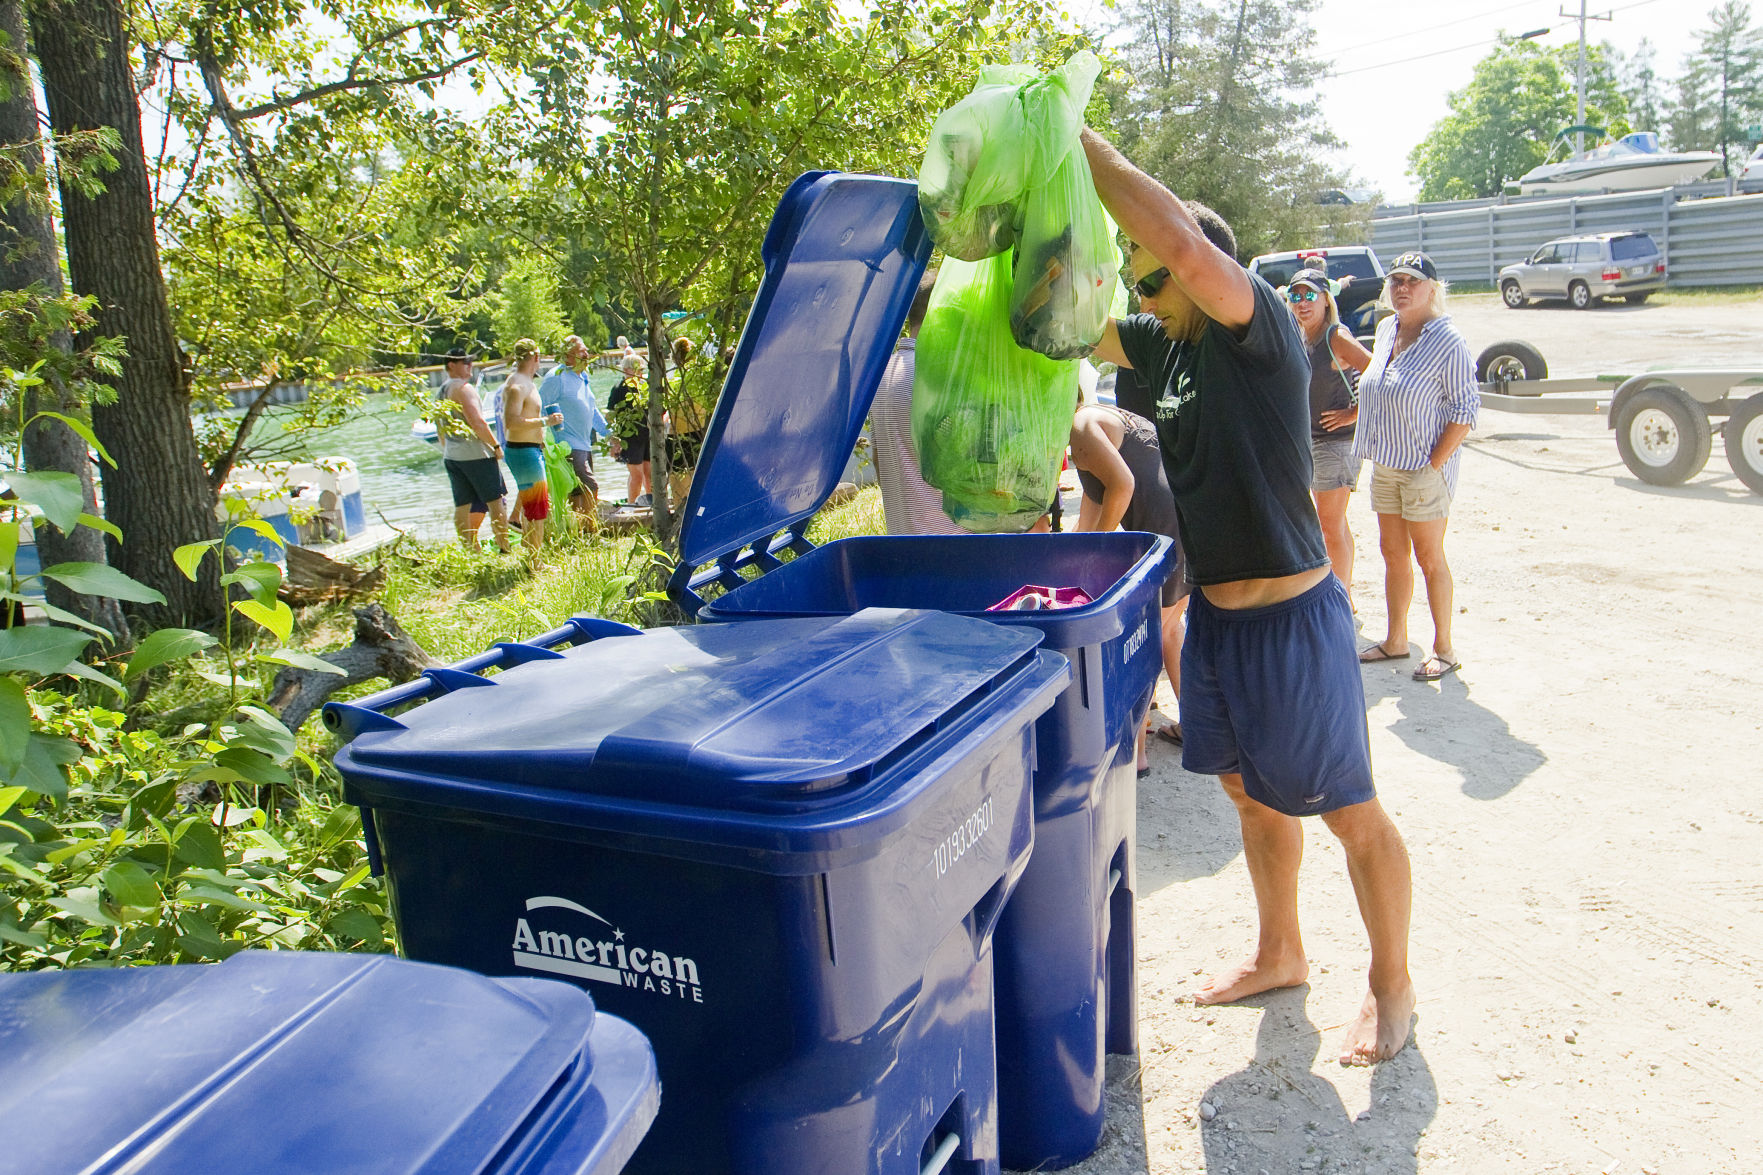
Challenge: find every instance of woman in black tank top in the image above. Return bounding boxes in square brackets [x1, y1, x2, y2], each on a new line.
[1284, 266, 1373, 597]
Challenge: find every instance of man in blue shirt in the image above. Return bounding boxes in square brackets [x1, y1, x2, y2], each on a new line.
[540, 334, 611, 512]
[1082, 127, 1415, 1066]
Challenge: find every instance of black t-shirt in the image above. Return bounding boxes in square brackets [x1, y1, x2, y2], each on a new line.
[1116, 273, 1327, 586]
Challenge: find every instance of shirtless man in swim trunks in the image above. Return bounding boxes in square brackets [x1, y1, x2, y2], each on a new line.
[501, 338, 564, 555]
[1082, 127, 1416, 1065]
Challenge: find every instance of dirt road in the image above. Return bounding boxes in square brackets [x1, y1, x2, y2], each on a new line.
[1043, 291, 1763, 1175]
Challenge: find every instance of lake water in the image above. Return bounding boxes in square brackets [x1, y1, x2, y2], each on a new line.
[239, 368, 631, 542]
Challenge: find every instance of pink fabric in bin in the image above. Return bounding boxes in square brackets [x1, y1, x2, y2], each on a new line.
[987, 585, 1095, 612]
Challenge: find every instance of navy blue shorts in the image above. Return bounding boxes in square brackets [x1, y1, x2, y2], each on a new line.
[1181, 575, 1375, 816]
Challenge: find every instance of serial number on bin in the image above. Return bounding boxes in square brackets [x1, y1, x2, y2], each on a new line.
[932, 796, 995, 879]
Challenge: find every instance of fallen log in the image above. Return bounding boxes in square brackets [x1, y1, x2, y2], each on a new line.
[279, 544, 386, 606]
[267, 603, 438, 732]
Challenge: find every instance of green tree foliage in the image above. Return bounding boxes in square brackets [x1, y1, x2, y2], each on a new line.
[503, 0, 1077, 547]
[1406, 38, 1629, 200]
[488, 255, 569, 356]
[1689, 0, 1763, 173]
[1621, 38, 1669, 135]
[1104, 0, 1351, 257]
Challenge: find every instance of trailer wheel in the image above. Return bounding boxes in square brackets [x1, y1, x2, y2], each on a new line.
[1615, 386, 1713, 485]
[1475, 340, 1548, 391]
[1724, 394, 1763, 495]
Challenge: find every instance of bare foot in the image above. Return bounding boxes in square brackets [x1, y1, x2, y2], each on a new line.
[1192, 953, 1309, 1005]
[1338, 982, 1416, 1065]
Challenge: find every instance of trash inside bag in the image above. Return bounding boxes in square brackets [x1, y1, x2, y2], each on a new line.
[917, 64, 1036, 262]
[913, 253, 1077, 532]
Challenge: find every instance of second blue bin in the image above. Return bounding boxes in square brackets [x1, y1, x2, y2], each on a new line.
[668, 172, 1177, 1169]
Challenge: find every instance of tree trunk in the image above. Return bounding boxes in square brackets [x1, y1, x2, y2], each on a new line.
[32, 0, 223, 626]
[0, 0, 129, 644]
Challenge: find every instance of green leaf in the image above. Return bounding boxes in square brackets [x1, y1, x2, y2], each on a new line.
[77, 513, 123, 542]
[47, 895, 119, 927]
[327, 908, 384, 948]
[331, 861, 372, 894]
[179, 885, 272, 914]
[0, 920, 47, 949]
[173, 820, 226, 870]
[32, 600, 117, 638]
[28, 411, 113, 466]
[4, 734, 80, 799]
[2, 470, 83, 532]
[0, 626, 94, 675]
[211, 747, 291, 786]
[0, 522, 16, 570]
[223, 519, 286, 551]
[40, 562, 166, 605]
[173, 540, 219, 582]
[175, 910, 224, 959]
[256, 648, 345, 675]
[0, 784, 27, 816]
[221, 560, 281, 606]
[233, 598, 293, 644]
[125, 628, 219, 680]
[102, 860, 162, 907]
[0, 678, 28, 777]
[231, 706, 296, 759]
[60, 660, 127, 699]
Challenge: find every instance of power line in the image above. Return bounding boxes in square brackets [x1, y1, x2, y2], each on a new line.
[1326, 22, 1573, 78]
[1317, 0, 1541, 59]
[1322, 0, 1671, 81]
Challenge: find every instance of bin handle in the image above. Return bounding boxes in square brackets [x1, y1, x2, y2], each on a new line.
[967, 874, 1012, 952]
[921, 1132, 961, 1175]
[322, 613, 642, 740]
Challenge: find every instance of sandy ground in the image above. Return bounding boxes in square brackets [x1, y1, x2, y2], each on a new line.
[1036, 292, 1763, 1175]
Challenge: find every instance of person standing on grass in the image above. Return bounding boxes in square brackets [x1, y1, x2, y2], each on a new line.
[437, 347, 509, 553]
[500, 338, 564, 555]
[1081, 126, 1415, 1065]
[1283, 266, 1374, 598]
[1351, 251, 1479, 683]
[541, 334, 610, 515]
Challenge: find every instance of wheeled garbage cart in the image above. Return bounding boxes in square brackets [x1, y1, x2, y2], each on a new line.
[0, 950, 659, 1175]
[326, 607, 1068, 1175]
[665, 171, 1176, 1169]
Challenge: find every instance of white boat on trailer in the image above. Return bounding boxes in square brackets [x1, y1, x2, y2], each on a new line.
[1517, 131, 1721, 196]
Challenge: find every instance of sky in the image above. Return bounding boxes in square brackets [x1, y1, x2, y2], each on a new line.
[1304, 0, 1705, 201]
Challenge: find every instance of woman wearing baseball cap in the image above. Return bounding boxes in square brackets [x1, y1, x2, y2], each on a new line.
[1351, 251, 1480, 682]
[1281, 265, 1373, 599]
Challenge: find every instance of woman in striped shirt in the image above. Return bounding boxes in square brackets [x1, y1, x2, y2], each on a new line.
[1351, 251, 1479, 681]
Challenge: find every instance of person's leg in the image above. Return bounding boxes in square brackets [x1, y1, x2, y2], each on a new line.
[487, 499, 510, 553]
[1313, 486, 1354, 595]
[1152, 597, 1187, 743]
[1319, 797, 1415, 1064]
[1194, 774, 1310, 1004]
[1406, 516, 1455, 669]
[1367, 510, 1412, 657]
[453, 503, 478, 548]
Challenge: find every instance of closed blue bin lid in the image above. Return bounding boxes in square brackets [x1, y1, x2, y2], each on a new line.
[0, 951, 658, 1175]
[336, 609, 1067, 862]
[670, 171, 932, 587]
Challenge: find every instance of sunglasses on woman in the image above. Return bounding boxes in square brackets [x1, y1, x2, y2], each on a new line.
[1285, 289, 1321, 303]
[1133, 267, 1171, 298]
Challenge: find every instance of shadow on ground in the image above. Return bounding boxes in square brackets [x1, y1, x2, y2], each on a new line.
[1360, 665, 1545, 800]
[1198, 988, 1437, 1175]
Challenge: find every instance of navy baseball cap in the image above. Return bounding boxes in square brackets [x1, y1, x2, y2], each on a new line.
[1386, 251, 1438, 281]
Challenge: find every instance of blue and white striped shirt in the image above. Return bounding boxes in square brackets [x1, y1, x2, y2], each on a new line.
[1351, 314, 1480, 496]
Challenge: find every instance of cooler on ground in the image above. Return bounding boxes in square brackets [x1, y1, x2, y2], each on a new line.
[666, 171, 1176, 1169]
[326, 607, 1068, 1175]
[0, 950, 659, 1175]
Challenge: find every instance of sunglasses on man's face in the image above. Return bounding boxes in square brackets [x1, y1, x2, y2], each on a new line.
[1133, 267, 1171, 299]
[1286, 288, 1321, 303]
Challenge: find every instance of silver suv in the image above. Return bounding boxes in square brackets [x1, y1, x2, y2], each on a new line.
[1498, 232, 1665, 309]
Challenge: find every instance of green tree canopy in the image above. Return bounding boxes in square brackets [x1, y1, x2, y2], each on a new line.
[1688, 0, 1763, 173]
[1406, 37, 1629, 200]
[1105, 0, 1352, 257]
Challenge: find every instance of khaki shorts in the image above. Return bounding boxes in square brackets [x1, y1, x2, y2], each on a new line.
[1370, 462, 1450, 522]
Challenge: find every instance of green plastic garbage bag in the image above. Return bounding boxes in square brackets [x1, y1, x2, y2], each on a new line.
[916, 63, 1038, 262]
[544, 432, 579, 504]
[913, 253, 1078, 532]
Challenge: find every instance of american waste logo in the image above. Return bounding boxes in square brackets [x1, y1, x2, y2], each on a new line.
[511, 895, 704, 1003]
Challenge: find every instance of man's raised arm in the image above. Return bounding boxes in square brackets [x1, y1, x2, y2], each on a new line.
[1081, 129, 1254, 333]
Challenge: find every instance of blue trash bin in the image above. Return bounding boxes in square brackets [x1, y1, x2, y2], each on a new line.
[664, 172, 1177, 1170]
[326, 607, 1068, 1175]
[0, 950, 659, 1175]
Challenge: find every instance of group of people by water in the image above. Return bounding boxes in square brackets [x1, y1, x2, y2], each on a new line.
[431, 333, 670, 557]
[873, 133, 1481, 1066]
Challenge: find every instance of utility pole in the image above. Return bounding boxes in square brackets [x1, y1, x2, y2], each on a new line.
[1561, 0, 1613, 154]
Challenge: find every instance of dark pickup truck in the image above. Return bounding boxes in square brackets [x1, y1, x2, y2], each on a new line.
[1247, 246, 1388, 344]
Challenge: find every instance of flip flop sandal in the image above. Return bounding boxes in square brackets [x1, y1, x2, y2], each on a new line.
[1154, 723, 1183, 747]
[1358, 644, 1410, 663]
[1413, 657, 1462, 681]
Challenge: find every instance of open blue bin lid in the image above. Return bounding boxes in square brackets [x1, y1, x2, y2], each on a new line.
[335, 609, 1067, 860]
[0, 951, 659, 1175]
[668, 171, 932, 612]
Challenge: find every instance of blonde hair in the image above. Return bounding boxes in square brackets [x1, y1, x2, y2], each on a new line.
[512, 337, 540, 363]
[1380, 278, 1450, 319]
[1289, 276, 1342, 339]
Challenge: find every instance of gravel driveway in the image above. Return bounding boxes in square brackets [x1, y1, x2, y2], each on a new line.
[1445, 291, 1763, 375]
